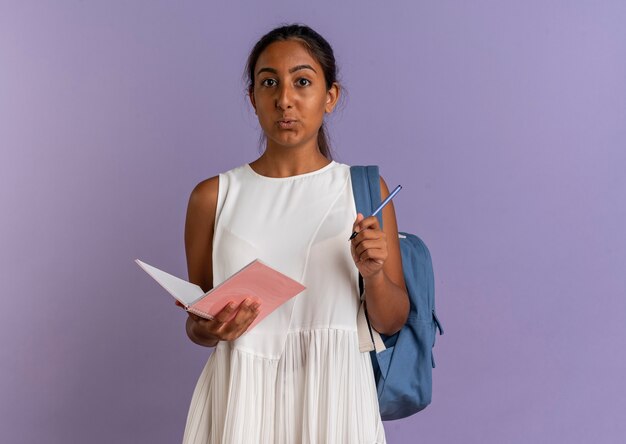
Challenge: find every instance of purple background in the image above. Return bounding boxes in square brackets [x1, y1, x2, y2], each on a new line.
[2, 1, 625, 443]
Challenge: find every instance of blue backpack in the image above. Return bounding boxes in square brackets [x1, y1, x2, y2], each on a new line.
[350, 165, 444, 420]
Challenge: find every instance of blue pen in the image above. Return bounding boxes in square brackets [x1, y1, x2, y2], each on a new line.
[349, 185, 402, 240]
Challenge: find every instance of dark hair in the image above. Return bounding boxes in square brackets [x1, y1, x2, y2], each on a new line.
[245, 24, 341, 160]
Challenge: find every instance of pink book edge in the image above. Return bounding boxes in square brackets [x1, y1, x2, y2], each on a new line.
[186, 259, 305, 331]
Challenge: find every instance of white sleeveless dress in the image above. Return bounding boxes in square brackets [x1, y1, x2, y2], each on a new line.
[182, 160, 386, 443]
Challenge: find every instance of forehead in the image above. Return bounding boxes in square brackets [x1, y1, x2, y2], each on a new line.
[255, 40, 322, 73]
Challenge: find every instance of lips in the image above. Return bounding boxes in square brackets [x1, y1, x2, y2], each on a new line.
[277, 119, 297, 129]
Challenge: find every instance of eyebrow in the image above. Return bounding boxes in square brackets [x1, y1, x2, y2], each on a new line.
[256, 64, 317, 76]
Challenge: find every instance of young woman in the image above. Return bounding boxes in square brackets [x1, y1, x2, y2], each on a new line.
[180, 24, 409, 444]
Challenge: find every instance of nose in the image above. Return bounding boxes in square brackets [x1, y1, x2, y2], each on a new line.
[275, 83, 294, 110]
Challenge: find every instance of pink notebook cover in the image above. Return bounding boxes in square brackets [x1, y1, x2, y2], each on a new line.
[188, 260, 305, 330]
[136, 258, 305, 332]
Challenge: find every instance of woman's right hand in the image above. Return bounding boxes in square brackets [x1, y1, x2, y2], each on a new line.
[176, 299, 261, 344]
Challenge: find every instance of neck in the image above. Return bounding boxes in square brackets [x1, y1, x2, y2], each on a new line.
[250, 149, 331, 178]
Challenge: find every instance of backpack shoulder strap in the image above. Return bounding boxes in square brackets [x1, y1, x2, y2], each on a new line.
[350, 165, 386, 354]
[349, 165, 383, 229]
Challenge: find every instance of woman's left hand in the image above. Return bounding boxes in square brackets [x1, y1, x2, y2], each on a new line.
[350, 213, 387, 279]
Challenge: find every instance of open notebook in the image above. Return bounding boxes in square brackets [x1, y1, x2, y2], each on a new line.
[135, 258, 306, 332]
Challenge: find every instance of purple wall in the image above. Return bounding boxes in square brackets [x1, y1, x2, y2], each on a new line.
[2, 1, 625, 443]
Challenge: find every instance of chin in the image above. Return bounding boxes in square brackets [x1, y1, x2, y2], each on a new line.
[269, 135, 306, 149]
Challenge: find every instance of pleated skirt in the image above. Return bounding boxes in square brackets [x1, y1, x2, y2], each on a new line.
[182, 329, 386, 444]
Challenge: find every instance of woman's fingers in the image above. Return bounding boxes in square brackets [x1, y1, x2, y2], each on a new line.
[352, 214, 380, 234]
[351, 218, 384, 247]
[226, 300, 260, 336]
[351, 215, 387, 272]
[353, 245, 386, 263]
[212, 301, 238, 324]
[352, 233, 387, 259]
[189, 299, 260, 341]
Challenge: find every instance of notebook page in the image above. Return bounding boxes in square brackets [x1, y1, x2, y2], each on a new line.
[135, 259, 204, 306]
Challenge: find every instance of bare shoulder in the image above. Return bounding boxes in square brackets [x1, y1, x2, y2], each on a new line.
[186, 174, 219, 237]
[379, 175, 390, 197]
[377, 174, 395, 227]
[185, 175, 220, 292]
[188, 175, 219, 212]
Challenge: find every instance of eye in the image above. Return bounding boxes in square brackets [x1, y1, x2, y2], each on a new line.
[261, 78, 277, 87]
[297, 78, 311, 87]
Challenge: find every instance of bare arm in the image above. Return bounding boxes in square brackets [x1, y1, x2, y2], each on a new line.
[184, 176, 220, 347]
[183, 176, 261, 347]
[350, 175, 409, 335]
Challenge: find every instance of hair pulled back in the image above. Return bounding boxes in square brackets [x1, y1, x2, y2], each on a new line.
[245, 24, 340, 160]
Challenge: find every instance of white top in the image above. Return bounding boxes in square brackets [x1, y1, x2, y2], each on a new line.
[182, 161, 386, 443]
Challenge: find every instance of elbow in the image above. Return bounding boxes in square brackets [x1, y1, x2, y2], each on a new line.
[396, 299, 410, 333]
[388, 306, 410, 336]
[377, 320, 405, 337]
[375, 293, 410, 336]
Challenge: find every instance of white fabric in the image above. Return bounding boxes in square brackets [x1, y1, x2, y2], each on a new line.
[182, 161, 386, 443]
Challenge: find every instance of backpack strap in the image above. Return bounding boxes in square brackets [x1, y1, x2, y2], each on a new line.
[350, 165, 387, 354]
[349, 166, 384, 229]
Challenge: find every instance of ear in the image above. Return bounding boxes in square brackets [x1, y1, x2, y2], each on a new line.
[324, 82, 340, 114]
[248, 89, 257, 115]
